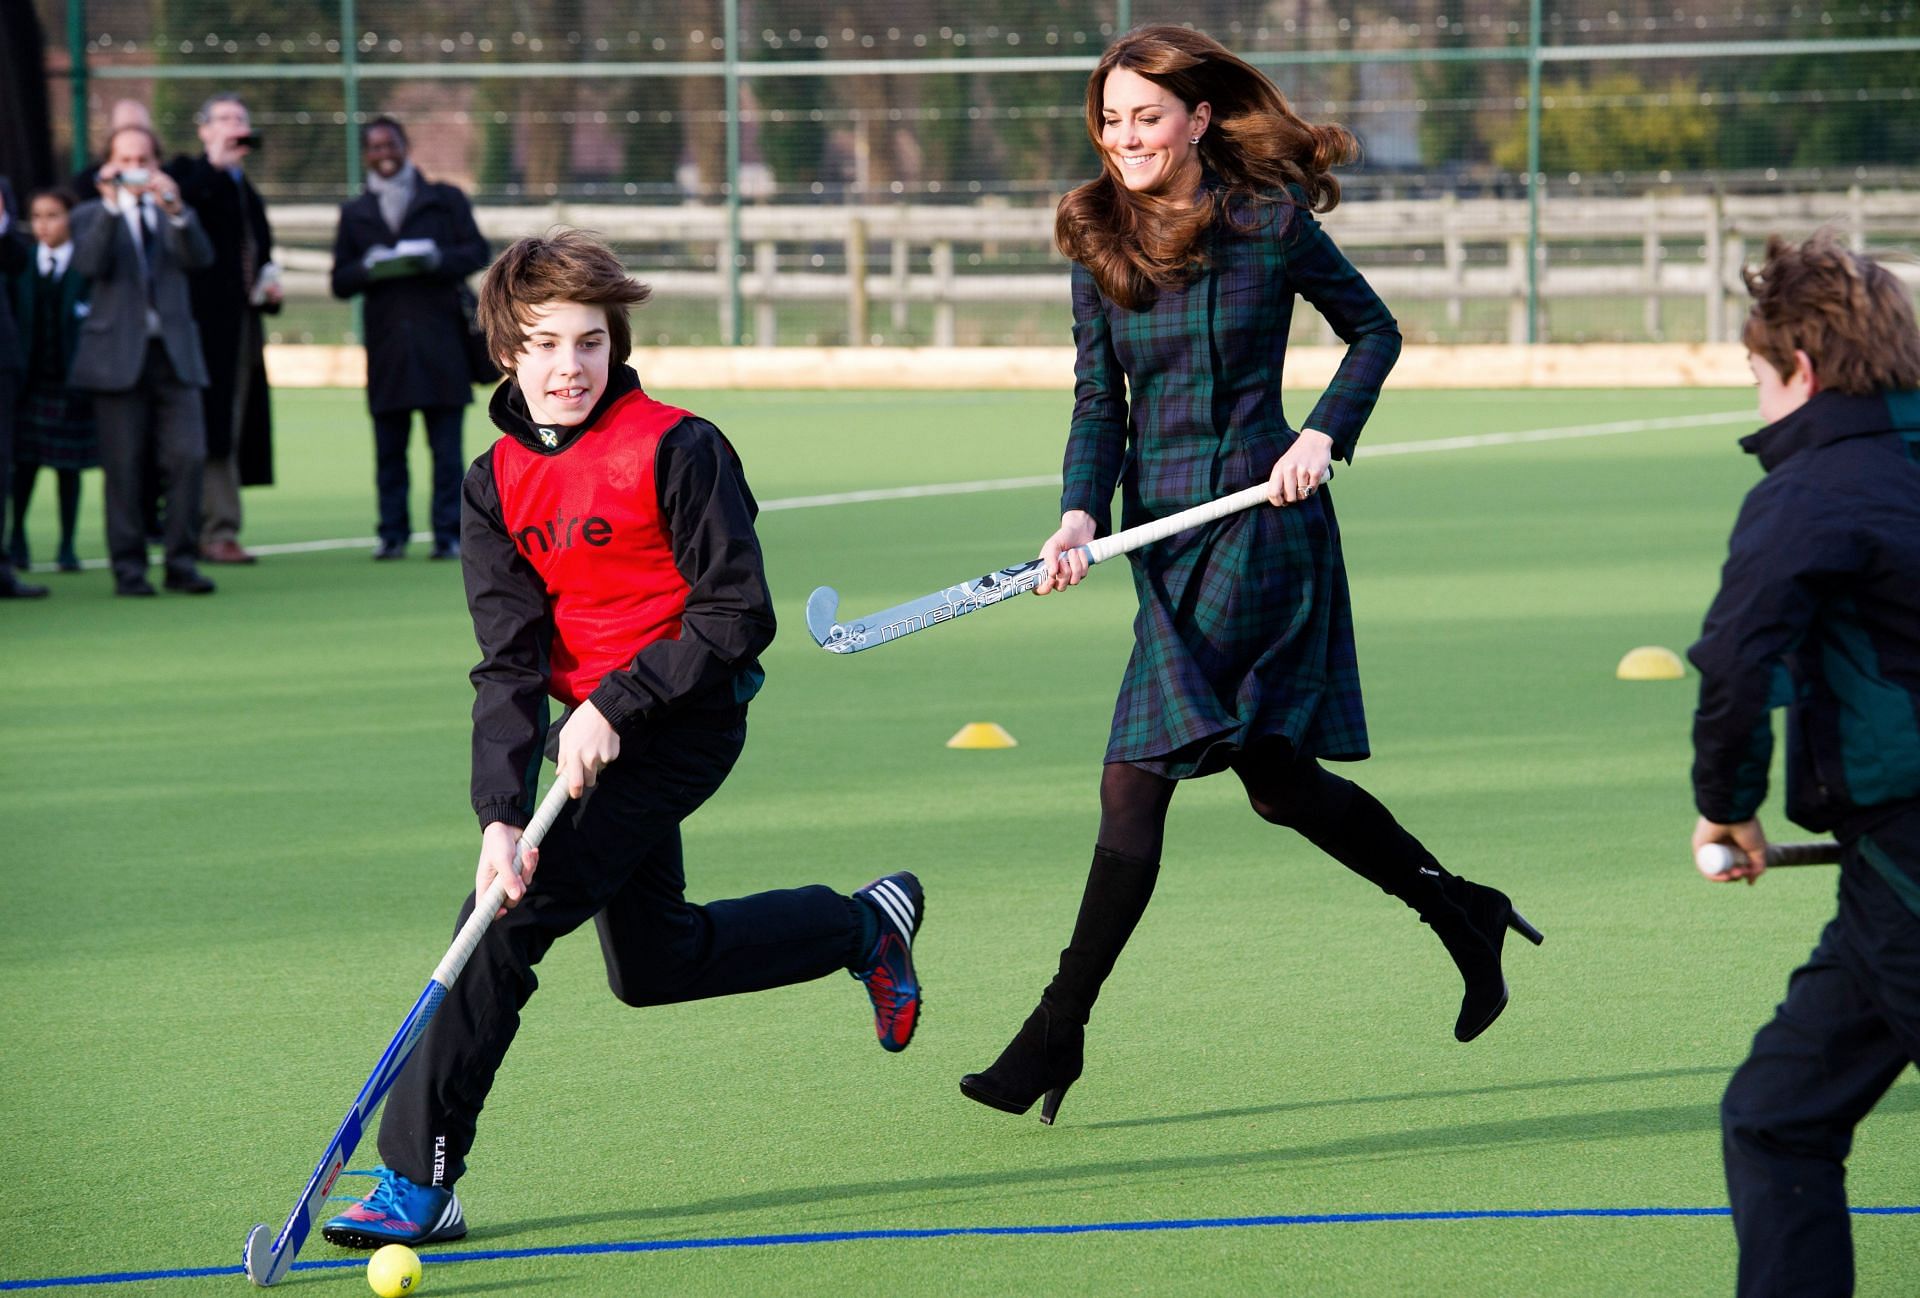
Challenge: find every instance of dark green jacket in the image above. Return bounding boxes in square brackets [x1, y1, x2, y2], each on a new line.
[1690, 389, 1920, 837]
[7, 250, 90, 373]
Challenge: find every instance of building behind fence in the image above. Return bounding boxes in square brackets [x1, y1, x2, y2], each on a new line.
[35, 0, 1920, 347]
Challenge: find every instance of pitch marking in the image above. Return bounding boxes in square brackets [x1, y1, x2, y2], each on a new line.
[3, 1203, 1913, 1290]
[26, 410, 1753, 572]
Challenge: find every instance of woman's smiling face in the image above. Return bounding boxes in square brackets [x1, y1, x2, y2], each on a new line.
[1100, 66, 1210, 195]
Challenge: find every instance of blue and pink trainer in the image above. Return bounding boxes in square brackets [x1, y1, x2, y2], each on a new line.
[322, 1166, 466, 1249]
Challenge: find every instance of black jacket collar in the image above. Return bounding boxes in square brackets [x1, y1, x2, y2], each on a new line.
[1741, 389, 1920, 473]
[488, 364, 642, 455]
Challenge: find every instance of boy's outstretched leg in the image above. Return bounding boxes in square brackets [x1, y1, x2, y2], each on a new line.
[591, 813, 926, 1051]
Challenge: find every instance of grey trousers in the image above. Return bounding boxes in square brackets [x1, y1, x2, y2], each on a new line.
[199, 450, 241, 548]
[93, 341, 206, 584]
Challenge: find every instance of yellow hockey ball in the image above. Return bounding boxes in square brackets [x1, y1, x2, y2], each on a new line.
[367, 1243, 423, 1296]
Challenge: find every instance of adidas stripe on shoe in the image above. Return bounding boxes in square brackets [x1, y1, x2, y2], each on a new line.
[851, 872, 924, 1052]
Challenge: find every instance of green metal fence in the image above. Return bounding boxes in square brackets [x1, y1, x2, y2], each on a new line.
[35, 0, 1920, 346]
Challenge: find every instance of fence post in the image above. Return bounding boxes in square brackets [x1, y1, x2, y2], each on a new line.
[932, 240, 955, 347]
[1849, 184, 1866, 253]
[1443, 192, 1464, 328]
[846, 216, 869, 346]
[67, 0, 88, 172]
[891, 208, 910, 335]
[754, 240, 776, 346]
[1507, 235, 1528, 345]
[722, 0, 743, 345]
[1704, 192, 1725, 343]
[1642, 192, 1662, 340]
[1524, 0, 1543, 344]
[1725, 230, 1745, 341]
[341, 0, 360, 193]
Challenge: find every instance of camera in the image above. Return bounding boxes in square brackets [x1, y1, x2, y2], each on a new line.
[114, 167, 152, 188]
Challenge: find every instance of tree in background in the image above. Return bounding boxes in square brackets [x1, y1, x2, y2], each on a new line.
[1494, 69, 1718, 178]
[146, 0, 343, 197]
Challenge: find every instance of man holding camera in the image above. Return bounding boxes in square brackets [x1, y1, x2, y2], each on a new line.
[167, 92, 280, 566]
[69, 124, 217, 597]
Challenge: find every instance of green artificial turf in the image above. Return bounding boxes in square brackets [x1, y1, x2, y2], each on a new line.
[3, 385, 1914, 1295]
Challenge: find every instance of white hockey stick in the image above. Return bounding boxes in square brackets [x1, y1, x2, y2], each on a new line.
[242, 777, 574, 1286]
[806, 472, 1327, 654]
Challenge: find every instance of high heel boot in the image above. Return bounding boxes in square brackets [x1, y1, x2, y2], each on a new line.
[1283, 781, 1543, 1043]
[959, 1002, 1085, 1124]
[1421, 876, 1545, 1042]
[960, 845, 1158, 1125]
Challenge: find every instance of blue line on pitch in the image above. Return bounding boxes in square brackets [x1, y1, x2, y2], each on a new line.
[6, 1206, 1919, 1290]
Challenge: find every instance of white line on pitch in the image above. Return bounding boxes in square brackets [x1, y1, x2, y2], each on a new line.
[27, 410, 1753, 572]
[761, 409, 1754, 508]
[758, 474, 1061, 511]
[1358, 409, 1754, 458]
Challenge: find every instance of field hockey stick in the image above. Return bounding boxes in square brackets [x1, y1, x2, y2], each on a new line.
[1695, 840, 1841, 878]
[806, 470, 1328, 655]
[243, 777, 574, 1287]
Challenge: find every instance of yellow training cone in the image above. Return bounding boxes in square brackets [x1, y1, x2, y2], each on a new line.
[1617, 646, 1686, 681]
[947, 722, 1019, 749]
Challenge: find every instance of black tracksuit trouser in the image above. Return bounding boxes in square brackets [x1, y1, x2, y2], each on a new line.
[1722, 808, 1920, 1298]
[378, 705, 863, 1189]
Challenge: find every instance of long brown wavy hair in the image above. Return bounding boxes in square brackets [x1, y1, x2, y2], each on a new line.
[1056, 26, 1358, 310]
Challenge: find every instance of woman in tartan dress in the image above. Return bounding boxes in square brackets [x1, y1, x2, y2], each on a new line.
[961, 27, 1543, 1125]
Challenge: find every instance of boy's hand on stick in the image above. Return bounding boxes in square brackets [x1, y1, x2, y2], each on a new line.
[1693, 815, 1770, 884]
[1036, 511, 1097, 595]
[477, 821, 536, 916]
[557, 699, 620, 797]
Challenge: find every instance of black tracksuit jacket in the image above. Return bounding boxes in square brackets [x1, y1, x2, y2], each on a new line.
[459, 366, 774, 828]
[1689, 389, 1920, 847]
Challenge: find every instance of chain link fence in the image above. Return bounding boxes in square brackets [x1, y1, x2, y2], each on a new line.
[33, 0, 1920, 347]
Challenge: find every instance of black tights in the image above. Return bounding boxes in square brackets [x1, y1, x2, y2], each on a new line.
[1044, 744, 1452, 1024]
[1095, 743, 1366, 860]
[10, 466, 83, 562]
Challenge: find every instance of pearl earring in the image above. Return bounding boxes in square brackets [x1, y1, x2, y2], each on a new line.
[1190, 136, 1201, 144]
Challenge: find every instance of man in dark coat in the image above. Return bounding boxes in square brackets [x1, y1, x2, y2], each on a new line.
[0, 176, 48, 599]
[167, 92, 280, 565]
[330, 115, 489, 560]
[68, 125, 218, 597]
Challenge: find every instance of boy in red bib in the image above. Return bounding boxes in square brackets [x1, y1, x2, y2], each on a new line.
[324, 230, 925, 1250]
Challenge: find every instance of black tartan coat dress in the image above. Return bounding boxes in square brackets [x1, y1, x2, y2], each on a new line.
[1061, 187, 1401, 778]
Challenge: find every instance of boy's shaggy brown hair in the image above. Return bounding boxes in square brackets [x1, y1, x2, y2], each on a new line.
[1742, 232, 1920, 393]
[478, 229, 652, 369]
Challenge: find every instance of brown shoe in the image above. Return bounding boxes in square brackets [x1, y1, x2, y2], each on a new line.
[202, 539, 258, 565]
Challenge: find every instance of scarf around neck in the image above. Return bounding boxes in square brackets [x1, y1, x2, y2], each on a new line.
[366, 161, 418, 234]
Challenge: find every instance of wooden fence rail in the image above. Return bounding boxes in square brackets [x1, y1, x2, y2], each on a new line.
[266, 189, 1920, 345]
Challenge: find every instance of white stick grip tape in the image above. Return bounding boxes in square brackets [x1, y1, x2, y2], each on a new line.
[1083, 471, 1331, 566]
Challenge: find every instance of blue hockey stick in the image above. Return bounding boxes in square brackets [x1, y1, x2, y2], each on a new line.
[242, 779, 573, 1286]
[806, 474, 1325, 654]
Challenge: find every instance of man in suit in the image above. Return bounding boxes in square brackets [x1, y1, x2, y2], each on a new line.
[331, 115, 490, 561]
[69, 125, 218, 596]
[0, 176, 49, 599]
[167, 92, 281, 565]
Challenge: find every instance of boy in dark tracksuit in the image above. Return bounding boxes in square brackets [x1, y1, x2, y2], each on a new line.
[324, 231, 925, 1249]
[1689, 233, 1920, 1298]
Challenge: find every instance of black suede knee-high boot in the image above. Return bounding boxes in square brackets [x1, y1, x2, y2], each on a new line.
[960, 846, 1159, 1123]
[1289, 782, 1543, 1042]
